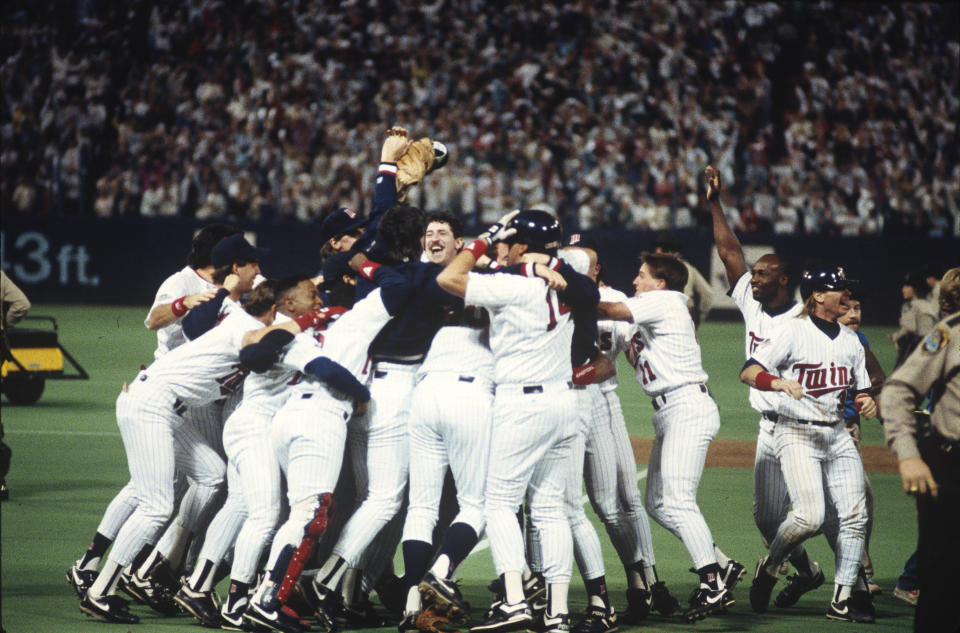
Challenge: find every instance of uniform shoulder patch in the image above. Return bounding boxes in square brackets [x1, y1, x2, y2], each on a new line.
[922, 327, 948, 354]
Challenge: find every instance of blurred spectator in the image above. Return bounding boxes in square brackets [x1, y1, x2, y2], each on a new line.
[0, 1, 956, 235]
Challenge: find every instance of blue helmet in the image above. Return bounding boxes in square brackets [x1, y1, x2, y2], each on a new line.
[506, 210, 562, 255]
[800, 265, 857, 300]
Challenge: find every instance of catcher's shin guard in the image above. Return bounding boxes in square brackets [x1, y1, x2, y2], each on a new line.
[275, 493, 334, 604]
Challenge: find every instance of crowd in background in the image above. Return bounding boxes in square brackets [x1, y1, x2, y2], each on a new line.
[2, 0, 958, 236]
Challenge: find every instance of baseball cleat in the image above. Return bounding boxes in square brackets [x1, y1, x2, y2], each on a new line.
[123, 571, 180, 615]
[398, 611, 420, 633]
[79, 593, 140, 624]
[541, 612, 571, 633]
[471, 600, 533, 633]
[825, 598, 875, 623]
[221, 592, 251, 631]
[749, 559, 778, 613]
[175, 585, 223, 627]
[571, 605, 617, 633]
[244, 598, 307, 633]
[299, 581, 338, 631]
[66, 564, 97, 600]
[337, 599, 387, 628]
[419, 571, 470, 624]
[721, 560, 747, 593]
[620, 587, 651, 624]
[773, 565, 824, 608]
[683, 586, 729, 622]
[649, 581, 680, 616]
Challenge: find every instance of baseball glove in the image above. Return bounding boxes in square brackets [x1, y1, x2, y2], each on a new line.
[415, 606, 461, 633]
[395, 138, 448, 201]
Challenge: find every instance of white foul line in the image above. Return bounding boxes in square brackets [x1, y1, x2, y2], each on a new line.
[5, 429, 120, 437]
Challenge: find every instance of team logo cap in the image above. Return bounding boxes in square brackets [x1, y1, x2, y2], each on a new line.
[800, 265, 858, 300]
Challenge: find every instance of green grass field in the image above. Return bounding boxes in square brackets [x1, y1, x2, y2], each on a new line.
[1, 305, 917, 632]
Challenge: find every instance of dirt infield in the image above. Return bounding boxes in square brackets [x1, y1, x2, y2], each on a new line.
[630, 438, 899, 473]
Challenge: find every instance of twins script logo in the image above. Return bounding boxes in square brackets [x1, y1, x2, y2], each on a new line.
[793, 361, 854, 398]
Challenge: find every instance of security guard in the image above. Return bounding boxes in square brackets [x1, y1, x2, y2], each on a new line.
[880, 267, 960, 633]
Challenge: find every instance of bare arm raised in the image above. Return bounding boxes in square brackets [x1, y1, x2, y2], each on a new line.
[705, 165, 747, 287]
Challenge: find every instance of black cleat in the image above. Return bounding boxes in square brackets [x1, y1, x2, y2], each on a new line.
[244, 598, 307, 633]
[471, 600, 533, 633]
[541, 612, 571, 633]
[571, 605, 617, 633]
[650, 582, 680, 616]
[826, 598, 875, 623]
[721, 560, 747, 593]
[620, 588, 651, 624]
[773, 567, 824, 608]
[338, 598, 387, 628]
[398, 612, 419, 633]
[300, 582, 337, 631]
[683, 586, 728, 622]
[66, 564, 97, 600]
[123, 571, 181, 615]
[175, 585, 223, 627]
[749, 560, 778, 614]
[420, 571, 470, 624]
[79, 593, 140, 624]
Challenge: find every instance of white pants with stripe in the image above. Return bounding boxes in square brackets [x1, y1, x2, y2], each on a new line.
[568, 386, 606, 581]
[334, 362, 416, 567]
[485, 381, 578, 584]
[584, 389, 656, 568]
[768, 419, 867, 586]
[644, 384, 720, 570]
[403, 372, 494, 543]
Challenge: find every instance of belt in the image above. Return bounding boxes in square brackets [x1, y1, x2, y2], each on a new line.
[652, 384, 708, 411]
[370, 354, 424, 365]
[458, 375, 475, 383]
[765, 412, 836, 427]
[497, 381, 573, 396]
[921, 429, 960, 454]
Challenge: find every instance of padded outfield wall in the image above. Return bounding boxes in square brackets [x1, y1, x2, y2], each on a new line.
[3, 216, 958, 325]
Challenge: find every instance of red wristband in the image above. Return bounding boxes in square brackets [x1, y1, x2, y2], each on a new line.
[294, 311, 318, 331]
[464, 240, 488, 259]
[755, 371, 777, 391]
[572, 363, 597, 386]
[358, 261, 382, 281]
[171, 296, 188, 317]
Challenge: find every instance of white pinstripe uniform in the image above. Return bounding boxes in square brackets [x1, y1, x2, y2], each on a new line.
[107, 309, 268, 570]
[749, 317, 871, 586]
[623, 290, 720, 570]
[90, 267, 222, 554]
[265, 288, 396, 571]
[466, 267, 578, 587]
[403, 322, 495, 544]
[191, 314, 297, 587]
[584, 285, 658, 571]
[728, 272, 803, 545]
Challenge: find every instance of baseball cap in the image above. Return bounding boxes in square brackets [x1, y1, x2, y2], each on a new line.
[799, 265, 857, 300]
[652, 233, 681, 254]
[319, 207, 366, 245]
[210, 234, 268, 268]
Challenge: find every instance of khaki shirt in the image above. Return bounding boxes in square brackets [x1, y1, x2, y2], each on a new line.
[1, 270, 31, 329]
[881, 313, 960, 461]
[892, 297, 939, 342]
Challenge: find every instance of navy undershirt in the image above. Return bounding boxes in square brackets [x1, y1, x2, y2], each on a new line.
[809, 314, 841, 339]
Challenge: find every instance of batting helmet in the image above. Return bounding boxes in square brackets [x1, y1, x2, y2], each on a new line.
[506, 210, 562, 255]
[799, 265, 857, 300]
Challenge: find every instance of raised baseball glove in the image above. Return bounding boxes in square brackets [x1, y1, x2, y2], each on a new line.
[396, 137, 448, 201]
[415, 605, 461, 633]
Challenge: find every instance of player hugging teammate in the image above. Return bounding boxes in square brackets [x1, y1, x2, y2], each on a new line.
[69, 134, 893, 632]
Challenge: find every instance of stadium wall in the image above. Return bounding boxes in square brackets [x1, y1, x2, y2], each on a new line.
[3, 218, 957, 325]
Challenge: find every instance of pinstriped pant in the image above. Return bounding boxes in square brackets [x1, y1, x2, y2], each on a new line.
[569, 386, 606, 581]
[584, 389, 656, 568]
[768, 420, 866, 586]
[644, 386, 720, 569]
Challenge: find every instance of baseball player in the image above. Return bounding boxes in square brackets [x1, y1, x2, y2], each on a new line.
[597, 252, 733, 623]
[172, 276, 337, 628]
[242, 256, 420, 633]
[67, 224, 238, 604]
[78, 283, 278, 624]
[437, 209, 597, 633]
[398, 212, 494, 629]
[705, 165, 824, 608]
[742, 266, 877, 623]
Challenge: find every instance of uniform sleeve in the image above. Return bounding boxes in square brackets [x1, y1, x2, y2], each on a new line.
[881, 325, 951, 461]
[729, 271, 752, 310]
[144, 273, 183, 327]
[182, 289, 230, 340]
[623, 294, 668, 326]
[750, 321, 794, 373]
[465, 271, 530, 310]
[852, 339, 872, 391]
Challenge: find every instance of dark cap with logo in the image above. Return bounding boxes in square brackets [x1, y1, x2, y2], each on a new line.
[800, 265, 857, 300]
[319, 207, 366, 245]
[210, 234, 268, 268]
